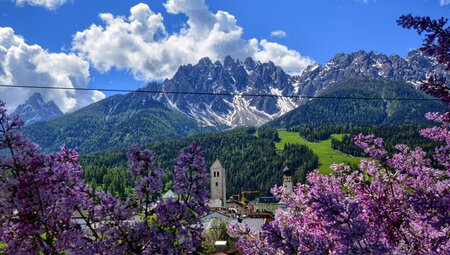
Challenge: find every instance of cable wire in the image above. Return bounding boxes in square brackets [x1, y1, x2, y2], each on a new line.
[0, 84, 442, 101]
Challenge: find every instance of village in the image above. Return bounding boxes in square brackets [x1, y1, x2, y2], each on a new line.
[70, 158, 292, 254]
[199, 159, 293, 254]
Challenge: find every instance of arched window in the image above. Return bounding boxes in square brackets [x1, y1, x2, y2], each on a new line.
[215, 182, 218, 187]
[217, 171, 219, 177]
[213, 172, 216, 177]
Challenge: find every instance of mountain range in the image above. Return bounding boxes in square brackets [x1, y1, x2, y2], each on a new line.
[21, 49, 448, 153]
[148, 49, 447, 127]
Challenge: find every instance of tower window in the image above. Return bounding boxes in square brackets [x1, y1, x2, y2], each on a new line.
[215, 182, 218, 187]
[217, 172, 219, 177]
[213, 172, 216, 177]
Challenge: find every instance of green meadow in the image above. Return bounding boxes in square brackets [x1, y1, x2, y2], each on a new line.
[275, 131, 363, 174]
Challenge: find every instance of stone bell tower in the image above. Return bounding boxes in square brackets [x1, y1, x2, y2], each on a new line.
[210, 159, 226, 207]
[283, 166, 293, 192]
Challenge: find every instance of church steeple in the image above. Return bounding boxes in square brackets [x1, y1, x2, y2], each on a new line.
[282, 166, 293, 192]
[210, 159, 226, 207]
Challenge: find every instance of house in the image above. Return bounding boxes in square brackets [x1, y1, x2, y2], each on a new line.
[255, 196, 279, 213]
[162, 190, 178, 201]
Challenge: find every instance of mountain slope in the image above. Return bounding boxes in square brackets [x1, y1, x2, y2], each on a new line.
[12, 93, 63, 126]
[268, 79, 448, 128]
[23, 92, 211, 154]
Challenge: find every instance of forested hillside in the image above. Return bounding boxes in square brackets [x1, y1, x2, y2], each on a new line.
[81, 128, 318, 197]
[23, 93, 212, 154]
[80, 123, 440, 198]
[268, 79, 447, 128]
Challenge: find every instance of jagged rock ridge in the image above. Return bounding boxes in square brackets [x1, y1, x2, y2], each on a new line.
[148, 56, 296, 127]
[293, 50, 448, 96]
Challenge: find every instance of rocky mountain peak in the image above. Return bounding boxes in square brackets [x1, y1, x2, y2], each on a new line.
[13, 93, 63, 126]
[223, 55, 237, 68]
[152, 56, 296, 127]
[198, 57, 213, 67]
[244, 57, 256, 70]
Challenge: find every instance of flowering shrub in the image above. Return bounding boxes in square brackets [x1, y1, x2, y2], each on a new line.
[229, 111, 449, 254]
[0, 102, 210, 254]
[228, 14, 450, 255]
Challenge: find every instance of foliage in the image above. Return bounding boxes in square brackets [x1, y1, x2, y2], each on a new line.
[397, 14, 449, 71]
[202, 219, 236, 254]
[397, 14, 449, 103]
[83, 165, 133, 198]
[268, 78, 447, 128]
[331, 134, 364, 156]
[82, 128, 319, 197]
[281, 143, 318, 184]
[0, 102, 210, 254]
[258, 126, 280, 142]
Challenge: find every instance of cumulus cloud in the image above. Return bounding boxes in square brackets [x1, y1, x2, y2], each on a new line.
[72, 0, 314, 80]
[270, 30, 287, 38]
[0, 27, 105, 113]
[439, 0, 450, 5]
[13, 0, 69, 9]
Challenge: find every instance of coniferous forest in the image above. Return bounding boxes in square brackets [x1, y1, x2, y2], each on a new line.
[82, 127, 319, 197]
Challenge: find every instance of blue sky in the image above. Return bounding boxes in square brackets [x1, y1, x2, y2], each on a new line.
[0, 0, 448, 112]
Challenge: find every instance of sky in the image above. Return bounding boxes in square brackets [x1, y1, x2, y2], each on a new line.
[0, 0, 448, 112]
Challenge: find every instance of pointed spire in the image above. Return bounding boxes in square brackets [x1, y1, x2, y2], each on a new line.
[211, 158, 223, 169]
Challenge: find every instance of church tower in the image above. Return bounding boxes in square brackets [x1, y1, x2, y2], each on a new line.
[210, 159, 226, 207]
[283, 166, 293, 192]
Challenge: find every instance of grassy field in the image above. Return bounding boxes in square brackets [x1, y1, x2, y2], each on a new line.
[275, 131, 363, 174]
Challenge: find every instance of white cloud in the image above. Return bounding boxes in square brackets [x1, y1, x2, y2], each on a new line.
[0, 27, 105, 113]
[13, 0, 69, 9]
[270, 30, 287, 38]
[439, 0, 450, 5]
[255, 40, 312, 73]
[72, 1, 314, 80]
